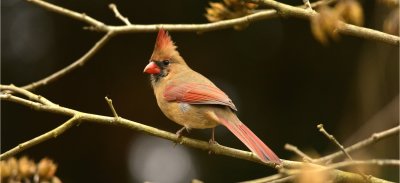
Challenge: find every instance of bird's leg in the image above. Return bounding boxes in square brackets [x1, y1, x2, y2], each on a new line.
[208, 127, 218, 154]
[174, 126, 191, 146]
[175, 126, 190, 138]
[209, 127, 216, 144]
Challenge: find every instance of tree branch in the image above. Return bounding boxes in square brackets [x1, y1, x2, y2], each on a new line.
[0, 85, 275, 167]
[26, 0, 399, 45]
[1, 84, 397, 183]
[105, 96, 119, 118]
[250, 0, 399, 45]
[315, 125, 400, 163]
[0, 116, 79, 160]
[317, 124, 354, 161]
[20, 31, 114, 91]
[284, 143, 313, 162]
[108, 3, 132, 25]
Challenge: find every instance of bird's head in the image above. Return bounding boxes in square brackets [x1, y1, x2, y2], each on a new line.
[144, 29, 188, 82]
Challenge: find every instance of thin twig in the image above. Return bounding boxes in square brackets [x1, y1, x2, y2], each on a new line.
[324, 159, 400, 170]
[1, 84, 54, 105]
[27, 0, 400, 45]
[267, 159, 399, 183]
[303, 0, 313, 10]
[317, 124, 354, 161]
[317, 124, 370, 181]
[0, 116, 79, 160]
[108, 3, 132, 25]
[26, 0, 104, 28]
[105, 96, 119, 118]
[240, 173, 285, 183]
[284, 143, 313, 162]
[315, 125, 400, 163]
[20, 32, 114, 91]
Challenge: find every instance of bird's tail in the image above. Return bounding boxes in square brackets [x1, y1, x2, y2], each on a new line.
[217, 113, 281, 164]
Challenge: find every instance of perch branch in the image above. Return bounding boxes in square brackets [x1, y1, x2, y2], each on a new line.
[27, 0, 399, 45]
[1, 84, 396, 183]
[0, 84, 274, 166]
[21, 32, 114, 91]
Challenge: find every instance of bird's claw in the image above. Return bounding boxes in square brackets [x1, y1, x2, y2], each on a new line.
[208, 139, 219, 154]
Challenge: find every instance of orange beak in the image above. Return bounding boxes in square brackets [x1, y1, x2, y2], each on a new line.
[143, 62, 161, 74]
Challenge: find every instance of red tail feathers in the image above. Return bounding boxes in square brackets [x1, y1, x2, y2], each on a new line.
[218, 115, 281, 164]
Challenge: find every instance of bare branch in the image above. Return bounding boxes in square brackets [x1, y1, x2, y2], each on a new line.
[105, 96, 119, 118]
[317, 124, 370, 180]
[1, 84, 396, 183]
[26, 0, 399, 45]
[284, 143, 313, 162]
[108, 3, 132, 25]
[317, 124, 354, 161]
[27, 0, 104, 28]
[0, 116, 79, 160]
[250, 0, 399, 45]
[20, 32, 114, 91]
[266, 159, 399, 183]
[0, 85, 275, 167]
[316, 125, 400, 163]
[325, 159, 400, 170]
[303, 0, 313, 10]
[2, 84, 54, 105]
[240, 174, 284, 183]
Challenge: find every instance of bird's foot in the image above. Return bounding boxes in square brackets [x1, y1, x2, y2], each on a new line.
[174, 127, 190, 146]
[175, 126, 190, 138]
[208, 136, 219, 154]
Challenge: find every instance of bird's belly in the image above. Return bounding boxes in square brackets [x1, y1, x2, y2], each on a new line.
[161, 102, 219, 129]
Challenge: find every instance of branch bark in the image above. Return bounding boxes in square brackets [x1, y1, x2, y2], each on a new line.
[27, 0, 399, 46]
[315, 125, 400, 163]
[1, 84, 398, 183]
[20, 32, 114, 91]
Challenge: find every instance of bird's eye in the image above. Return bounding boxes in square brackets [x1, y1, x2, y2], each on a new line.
[162, 60, 170, 66]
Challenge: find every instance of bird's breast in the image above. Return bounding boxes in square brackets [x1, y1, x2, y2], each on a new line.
[158, 101, 219, 129]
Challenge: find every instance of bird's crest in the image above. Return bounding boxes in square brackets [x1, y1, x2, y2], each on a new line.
[154, 29, 176, 52]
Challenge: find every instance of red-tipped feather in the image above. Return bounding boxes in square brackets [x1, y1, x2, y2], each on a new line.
[163, 82, 280, 163]
[164, 83, 237, 111]
[218, 114, 281, 163]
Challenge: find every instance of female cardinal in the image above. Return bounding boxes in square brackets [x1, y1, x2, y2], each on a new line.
[143, 29, 281, 164]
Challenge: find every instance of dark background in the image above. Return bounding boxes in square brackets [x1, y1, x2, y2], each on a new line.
[2, 0, 399, 182]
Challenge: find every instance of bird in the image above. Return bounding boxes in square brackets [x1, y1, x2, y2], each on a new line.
[143, 29, 281, 164]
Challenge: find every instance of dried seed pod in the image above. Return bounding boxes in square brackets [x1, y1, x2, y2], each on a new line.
[7, 158, 18, 177]
[38, 158, 58, 180]
[0, 161, 11, 180]
[18, 156, 36, 178]
[311, 6, 341, 44]
[205, 0, 257, 29]
[383, 8, 399, 35]
[336, 0, 364, 26]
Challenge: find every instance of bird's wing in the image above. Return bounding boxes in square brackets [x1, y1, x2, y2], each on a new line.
[163, 83, 237, 111]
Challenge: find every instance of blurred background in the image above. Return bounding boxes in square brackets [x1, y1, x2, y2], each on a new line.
[1, 0, 399, 182]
